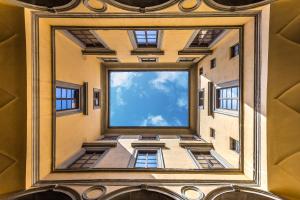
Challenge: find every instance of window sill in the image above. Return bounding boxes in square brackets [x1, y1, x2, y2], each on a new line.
[131, 48, 164, 55]
[213, 109, 239, 117]
[56, 109, 82, 117]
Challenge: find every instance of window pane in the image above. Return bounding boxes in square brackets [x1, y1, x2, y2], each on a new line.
[222, 89, 226, 98]
[67, 100, 72, 109]
[232, 100, 238, 110]
[62, 100, 67, 109]
[232, 87, 238, 98]
[62, 88, 67, 98]
[56, 88, 61, 98]
[227, 99, 232, 109]
[226, 88, 231, 98]
[67, 89, 72, 98]
[147, 163, 157, 168]
[56, 100, 61, 110]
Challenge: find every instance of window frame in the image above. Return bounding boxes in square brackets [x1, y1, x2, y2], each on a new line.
[188, 149, 225, 169]
[198, 89, 205, 109]
[210, 128, 215, 139]
[230, 43, 240, 58]
[215, 85, 239, 112]
[128, 147, 164, 168]
[93, 88, 101, 109]
[230, 137, 240, 153]
[210, 58, 216, 69]
[55, 81, 83, 116]
[128, 30, 163, 50]
[139, 135, 160, 141]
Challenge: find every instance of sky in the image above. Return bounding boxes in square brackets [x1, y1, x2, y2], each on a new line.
[109, 71, 189, 127]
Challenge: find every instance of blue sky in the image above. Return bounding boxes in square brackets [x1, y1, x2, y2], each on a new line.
[109, 71, 189, 127]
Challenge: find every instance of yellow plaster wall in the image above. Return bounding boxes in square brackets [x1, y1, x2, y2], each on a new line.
[267, 0, 300, 199]
[0, 3, 26, 195]
[55, 31, 101, 167]
[198, 29, 240, 168]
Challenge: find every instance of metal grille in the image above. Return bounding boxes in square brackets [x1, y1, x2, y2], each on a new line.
[190, 29, 224, 48]
[68, 30, 105, 48]
[135, 151, 158, 168]
[134, 30, 158, 48]
[69, 151, 104, 169]
[192, 151, 224, 169]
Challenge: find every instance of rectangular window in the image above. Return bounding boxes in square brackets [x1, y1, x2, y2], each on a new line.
[134, 150, 158, 168]
[230, 137, 240, 153]
[56, 86, 80, 112]
[199, 67, 203, 75]
[178, 57, 196, 62]
[134, 30, 158, 48]
[100, 135, 119, 141]
[190, 29, 224, 48]
[199, 89, 204, 109]
[100, 57, 119, 63]
[140, 135, 159, 141]
[139, 57, 158, 62]
[68, 30, 105, 48]
[192, 151, 224, 169]
[93, 88, 101, 109]
[68, 151, 104, 169]
[210, 58, 216, 69]
[216, 86, 239, 111]
[210, 128, 215, 138]
[180, 135, 200, 141]
[230, 43, 239, 58]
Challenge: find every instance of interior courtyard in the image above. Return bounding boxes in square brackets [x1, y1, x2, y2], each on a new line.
[0, 0, 299, 199]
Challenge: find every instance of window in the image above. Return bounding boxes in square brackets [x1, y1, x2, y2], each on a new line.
[199, 89, 204, 109]
[139, 57, 158, 63]
[140, 135, 159, 141]
[56, 84, 80, 112]
[93, 88, 100, 109]
[189, 29, 224, 48]
[216, 86, 239, 110]
[109, 71, 189, 127]
[192, 151, 224, 169]
[178, 57, 196, 62]
[100, 135, 119, 141]
[100, 57, 119, 63]
[210, 58, 216, 69]
[68, 151, 104, 169]
[134, 150, 158, 168]
[230, 138, 240, 153]
[210, 128, 215, 138]
[180, 135, 200, 141]
[134, 30, 158, 48]
[230, 43, 240, 58]
[68, 30, 105, 48]
[199, 67, 203, 75]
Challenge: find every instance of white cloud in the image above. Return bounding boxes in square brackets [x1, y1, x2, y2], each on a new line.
[149, 72, 187, 92]
[115, 88, 125, 106]
[141, 115, 169, 126]
[174, 118, 183, 126]
[177, 97, 188, 108]
[110, 72, 140, 106]
[110, 72, 140, 89]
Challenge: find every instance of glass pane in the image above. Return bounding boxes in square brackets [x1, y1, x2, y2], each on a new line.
[137, 38, 146, 43]
[62, 100, 67, 110]
[135, 31, 145, 35]
[222, 89, 226, 98]
[62, 88, 67, 98]
[56, 100, 61, 110]
[222, 100, 226, 109]
[67, 89, 72, 98]
[135, 163, 146, 168]
[227, 100, 232, 109]
[147, 30, 157, 35]
[147, 163, 157, 168]
[67, 100, 72, 109]
[232, 100, 238, 110]
[232, 87, 238, 98]
[227, 88, 231, 98]
[147, 39, 156, 44]
[56, 88, 61, 98]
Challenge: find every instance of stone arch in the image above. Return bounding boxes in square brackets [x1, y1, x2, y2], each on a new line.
[204, 185, 283, 200]
[101, 185, 185, 200]
[6, 185, 81, 200]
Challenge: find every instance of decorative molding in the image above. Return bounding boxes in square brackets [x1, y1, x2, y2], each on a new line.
[204, 185, 283, 200]
[100, 185, 185, 200]
[4, 185, 81, 200]
[131, 142, 166, 148]
[203, 0, 274, 12]
[178, 0, 201, 12]
[82, 185, 107, 200]
[102, 0, 181, 12]
[29, 11, 261, 186]
[83, 0, 107, 12]
[9, 0, 81, 12]
[181, 186, 205, 200]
